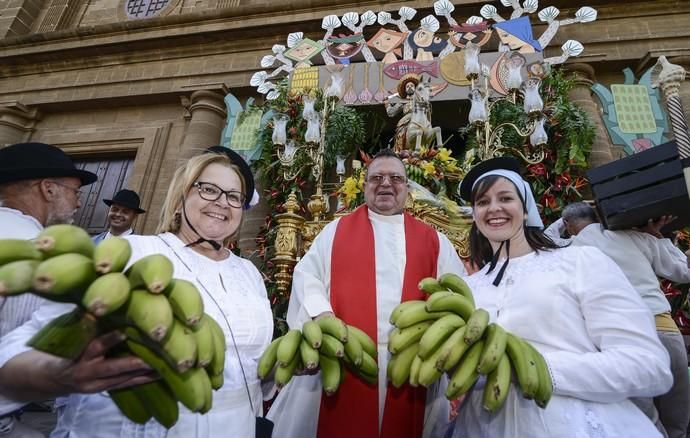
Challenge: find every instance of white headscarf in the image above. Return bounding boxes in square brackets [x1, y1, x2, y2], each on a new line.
[472, 169, 544, 228]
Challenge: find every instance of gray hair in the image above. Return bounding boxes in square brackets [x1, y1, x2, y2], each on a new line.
[562, 202, 598, 224]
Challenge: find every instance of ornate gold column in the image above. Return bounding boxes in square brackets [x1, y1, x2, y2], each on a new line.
[564, 63, 616, 167]
[272, 191, 305, 296]
[0, 102, 41, 147]
[180, 90, 228, 155]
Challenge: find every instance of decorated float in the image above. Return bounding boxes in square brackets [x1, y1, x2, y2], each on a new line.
[221, 0, 690, 332]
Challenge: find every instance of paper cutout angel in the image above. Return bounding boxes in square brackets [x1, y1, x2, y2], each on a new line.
[377, 7, 417, 61]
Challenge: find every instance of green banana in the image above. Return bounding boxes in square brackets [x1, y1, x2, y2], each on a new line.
[477, 323, 508, 375]
[417, 345, 444, 387]
[200, 377, 213, 414]
[343, 332, 364, 367]
[300, 338, 320, 370]
[445, 340, 484, 400]
[126, 254, 174, 294]
[275, 350, 300, 389]
[35, 224, 94, 258]
[81, 272, 131, 316]
[205, 316, 226, 376]
[27, 308, 99, 360]
[257, 336, 282, 379]
[209, 372, 224, 390]
[320, 354, 342, 395]
[482, 353, 511, 413]
[425, 293, 474, 321]
[347, 325, 377, 359]
[302, 320, 323, 348]
[109, 388, 151, 424]
[424, 290, 456, 308]
[317, 316, 348, 342]
[436, 326, 469, 372]
[0, 260, 39, 295]
[389, 342, 419, 388]
[524, 342, 553, 408]
[320, 333, 345, 358]
[163, 279, 204, 328]
[388, 320, 433, 354]
[463, 308, 490, 345]
[408, 355, 423, 387]
[389, 300, 426, 325]
[161, 319, 198, 372]
[394, 305, 451, 330]
[0, 239, 42, 266]
[418, 314, 465, 360]
[418, 277, 447, 294]
[192, 318, 215, 368]
[127, 339, 212, 412]
[438, 273, 475, 307]
[276, 329, 302, 366]
[505, 333, 538, 399]
[358, 351, 378, 378]
[131, 381, 179, 429]
[93, 236, 132, 274]
[125, 289, 174, 342]
[32, 253, 96, 296]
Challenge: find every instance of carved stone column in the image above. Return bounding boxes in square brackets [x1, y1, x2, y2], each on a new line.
[0, 102, 41, 147]
[179, 90, 228, 156]
[564, 63, 616, 168]
[669, 56, 690, 125]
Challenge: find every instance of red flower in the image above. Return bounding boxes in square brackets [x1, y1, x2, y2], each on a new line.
[555, 172, 571, 191]
[528, 163, 547, 177]
[540, 193, 558, 210]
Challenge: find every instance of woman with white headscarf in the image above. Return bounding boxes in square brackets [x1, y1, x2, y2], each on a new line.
[448, 157, 672, 437]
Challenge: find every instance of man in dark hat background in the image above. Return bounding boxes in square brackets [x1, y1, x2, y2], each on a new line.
[92, 189, 146, 244]
[0, 142, 96, 437]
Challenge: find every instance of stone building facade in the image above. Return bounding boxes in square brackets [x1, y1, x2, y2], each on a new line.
[1, 0, 689, 251]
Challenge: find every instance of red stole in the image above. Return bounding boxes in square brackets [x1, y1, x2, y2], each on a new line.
[317, 206, 440, 438]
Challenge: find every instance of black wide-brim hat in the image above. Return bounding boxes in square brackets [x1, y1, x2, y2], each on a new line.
[205, 146, 255, 209]
[0, 142, 97, 186]
[459, 156, 521, 202]
[103, 189, 146, 214]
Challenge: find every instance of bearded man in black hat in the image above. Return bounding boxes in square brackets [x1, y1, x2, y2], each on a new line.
[0, 142, 96, 437]
[92, 189, 146, 244]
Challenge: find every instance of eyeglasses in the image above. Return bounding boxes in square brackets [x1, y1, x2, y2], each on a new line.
[48, 180, 82, 197]
[366, 174, 407, 185]
[193, 181, 245, 208]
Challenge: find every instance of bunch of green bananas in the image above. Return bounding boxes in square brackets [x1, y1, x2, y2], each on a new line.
[387, 273, 553, 413]
[0, 224, 227, 428]
[257, 316, 378, 395]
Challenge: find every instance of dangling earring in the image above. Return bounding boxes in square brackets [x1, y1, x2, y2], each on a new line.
[173, 211, 181, 229]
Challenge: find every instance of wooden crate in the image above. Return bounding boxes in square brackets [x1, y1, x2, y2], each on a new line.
[587, 140, 690, 231]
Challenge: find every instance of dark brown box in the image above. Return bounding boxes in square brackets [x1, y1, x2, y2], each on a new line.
[587, 140, 690, 231]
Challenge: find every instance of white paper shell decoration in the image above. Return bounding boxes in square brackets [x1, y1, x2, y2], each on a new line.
[257, 82, 273, 94]
[523, 0, 539, 13]
[272, 45, 286, 54]
[342, 12, 359, 28]
[322, 15, 341, 30]
[575, 6, 597, 22]
[538, 6, 560, 22]
[500, 0, 512, 6]
[287, 32, 304, 48]
[420, 15, 440, 32]
[250, 71, 267, 86]
[266, 90, 281, 100]
[480, 5, 499, 19]
[562, 40, 584, 57]
[261, 55, 276, 68]
[399, 6, 416, 20]
[377, 11, 392, 25]
[467, 15, 484, 24]
[360, 10, 377, 26]
[434, 0, 455, 16]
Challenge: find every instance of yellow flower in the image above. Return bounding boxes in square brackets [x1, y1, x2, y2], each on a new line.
[339, 176, 361, 205]
[421, 161, 436, 178]
[437, 148, 452, 162]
